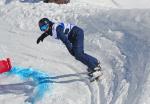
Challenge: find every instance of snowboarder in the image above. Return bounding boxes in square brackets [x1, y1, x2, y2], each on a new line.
[37, 18, 102, 80]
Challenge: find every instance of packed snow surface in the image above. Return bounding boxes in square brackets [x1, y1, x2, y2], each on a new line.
[0, 0, 150, 104]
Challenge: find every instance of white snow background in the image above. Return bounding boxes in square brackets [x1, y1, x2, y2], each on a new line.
[0, 0, 150, 104]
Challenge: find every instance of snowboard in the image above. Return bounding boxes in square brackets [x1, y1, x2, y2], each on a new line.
[88, 70, 103, 82]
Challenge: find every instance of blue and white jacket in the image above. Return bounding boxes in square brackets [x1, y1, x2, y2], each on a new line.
[51, 23, 75, 39]
[40, 22, 75, 55]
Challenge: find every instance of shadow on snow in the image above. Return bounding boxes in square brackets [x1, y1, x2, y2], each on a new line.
[0, 66, 89, 103]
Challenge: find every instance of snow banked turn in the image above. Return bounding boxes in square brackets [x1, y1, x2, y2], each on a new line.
[0, 0, 150, 104]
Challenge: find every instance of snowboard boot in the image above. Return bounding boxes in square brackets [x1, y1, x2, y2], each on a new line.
[88, 62, 102, 77]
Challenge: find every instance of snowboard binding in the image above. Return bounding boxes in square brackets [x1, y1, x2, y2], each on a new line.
[88, 62, 103, 82]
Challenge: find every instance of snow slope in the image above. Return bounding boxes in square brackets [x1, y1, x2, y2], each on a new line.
[113, 0, 150, 9]
[0, 0, 150, 104]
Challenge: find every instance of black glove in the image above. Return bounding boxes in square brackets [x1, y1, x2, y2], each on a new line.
[37, 33, 49, 44]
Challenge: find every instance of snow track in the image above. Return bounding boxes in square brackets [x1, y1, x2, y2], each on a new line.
[61, 63, 101, 104]
[85, 10, 150, 104]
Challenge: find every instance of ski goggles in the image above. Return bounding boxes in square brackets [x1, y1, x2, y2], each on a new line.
[40, 24, 49, 32]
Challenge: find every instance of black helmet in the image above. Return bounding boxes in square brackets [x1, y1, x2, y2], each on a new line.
[39, 18, 53, 31]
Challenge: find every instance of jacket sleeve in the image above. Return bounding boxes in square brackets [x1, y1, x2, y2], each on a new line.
[56, 25, 74, 55]
[37, 32, 50, 44]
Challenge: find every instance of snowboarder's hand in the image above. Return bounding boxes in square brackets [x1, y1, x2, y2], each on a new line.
[37, 35, 43, 44]
[37, 33, 49, 44]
